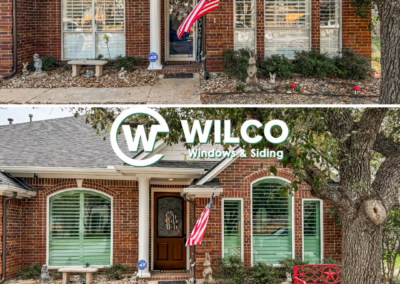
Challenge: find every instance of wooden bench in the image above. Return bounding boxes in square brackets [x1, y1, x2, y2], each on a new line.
[58, 267, 99, 284]
[68, 60, 108, 78]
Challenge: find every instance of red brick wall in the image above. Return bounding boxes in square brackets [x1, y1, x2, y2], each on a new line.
[311, 0, 320, 51]
[0, 0, 14, 76]
[0, 198, 23, 279]
[193, 157, 342, 278]
[342, 0, 371, 58]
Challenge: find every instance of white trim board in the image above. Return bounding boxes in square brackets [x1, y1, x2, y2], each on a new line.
[250, 176, 295, 267]
[301, 198, 324, 263]
[46, 187, 114, 269]
[221, 198, 244, 260]
[150, 188, 190, 271]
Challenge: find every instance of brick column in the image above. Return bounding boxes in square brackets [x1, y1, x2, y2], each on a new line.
[256, 0, 265, 60]
[0, 0, 13, 76]
[311, 0, 320, 52]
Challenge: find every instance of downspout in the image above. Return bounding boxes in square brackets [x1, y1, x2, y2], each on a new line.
[0, 192, 18, 284]
[3, 0, 18, 80]
[201, 15, 209, 80]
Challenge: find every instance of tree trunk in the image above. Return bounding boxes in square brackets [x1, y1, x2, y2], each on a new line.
[378, 0, 400, 104]
[340, 212, 383, 284]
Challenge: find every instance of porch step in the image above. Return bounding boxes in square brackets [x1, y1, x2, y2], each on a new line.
[148, 271, 190, 281]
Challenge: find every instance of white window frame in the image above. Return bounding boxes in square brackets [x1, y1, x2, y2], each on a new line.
[46, 188, 114, 268]
[319, 0, 342, 56]
[301, 198, 324, 262]
[221, 198, 244, 260]
[263, 0, 312, 58]
[250, 176, 295, 267]
[60, 0, 126, 60]
[234, 0, 257, 51]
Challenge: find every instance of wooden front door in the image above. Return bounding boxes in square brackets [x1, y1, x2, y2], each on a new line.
[154, 193, 187, 270]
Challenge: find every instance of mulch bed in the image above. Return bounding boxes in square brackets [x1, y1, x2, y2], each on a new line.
[1, 68, 159, 89]
[199, 72, 380, 105]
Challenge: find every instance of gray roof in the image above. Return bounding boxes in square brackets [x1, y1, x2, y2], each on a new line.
[0, 172, 34, 191]
[188, 178, 221, 188]
[0, 116, 219, 170]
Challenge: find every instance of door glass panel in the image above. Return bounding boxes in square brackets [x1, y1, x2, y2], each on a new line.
[157, 196, 184, 237]
[168, 0, 194, 58]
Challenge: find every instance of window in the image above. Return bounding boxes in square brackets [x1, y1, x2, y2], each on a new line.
[62, 0, 125, 59]
[303, 200, 322, 263]
[252, 179, 293, 264]
[264, 0, 311, 58]
[320, 0, 341, 56]
[222, 199, 243, 258]
[234, 0, 256, 50]
[49, 190, 112, 266]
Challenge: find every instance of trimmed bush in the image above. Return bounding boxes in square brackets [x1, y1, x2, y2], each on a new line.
[294, 50, 337, 78]
[322, 256, 342, 265]
[334, 50, 373, 80]
[258, 54, 294, 79]
[115, 55, 141, 72]
[49, 270, 62, 280]
[104, 263, 129, 280]
[17, 263, 42, 280]
[278, 256, 309, 277]
[213, 255, 248, 284]
[223, 48, 251, 81]
[249, 262, 280, 284]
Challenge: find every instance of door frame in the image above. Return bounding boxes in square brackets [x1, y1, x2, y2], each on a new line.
[151, 188, 190, 271]
[164, 0, 198, 61]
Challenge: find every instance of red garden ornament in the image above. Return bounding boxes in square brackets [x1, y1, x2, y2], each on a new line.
[294, 264, 342, 284]
[353, 85, 360, 95]
[290, 83, 296, 92]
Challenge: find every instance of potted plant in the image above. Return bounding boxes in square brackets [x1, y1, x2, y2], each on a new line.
[103, 35, 109, 43]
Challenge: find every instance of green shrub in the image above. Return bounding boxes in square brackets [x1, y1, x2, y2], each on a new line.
[41, 55, 60, 71]
[17, 263, 41, 280]
[322, 256, 342, 265]
[372, 38, 381, 51]
[104, 263, 129, 280]
[334, 50, 373, 80]
[294, 50, 337, 78]
[278, 256, 309, 277]
[115, 55, 141, 72]
[213, 255, 248, 284]
[249, 262, 279, 284]
[258, 54, 294, 79]
[223, 48, 251, 81]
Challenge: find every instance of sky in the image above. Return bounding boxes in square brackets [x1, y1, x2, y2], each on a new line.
[0, 107, 74, 125]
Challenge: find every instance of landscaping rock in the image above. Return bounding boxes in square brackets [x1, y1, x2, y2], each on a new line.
[26, 72, 48, 80]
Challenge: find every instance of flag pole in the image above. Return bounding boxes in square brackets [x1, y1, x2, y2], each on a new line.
[201, 14, 209, 80]
[193, 201, 196, 284]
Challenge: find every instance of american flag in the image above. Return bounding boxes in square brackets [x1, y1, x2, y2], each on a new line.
[186, 193, 214, 246]
[177, 0, 219, 39]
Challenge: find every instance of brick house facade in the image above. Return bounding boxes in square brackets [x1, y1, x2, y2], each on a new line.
[0, 159, 342, 281]
[0, 0, 370, 75]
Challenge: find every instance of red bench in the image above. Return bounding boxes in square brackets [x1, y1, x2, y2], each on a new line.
[293, 264, 342, 284]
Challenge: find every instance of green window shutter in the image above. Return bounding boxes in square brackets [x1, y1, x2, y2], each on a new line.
[49, 191, 111, 266]
[303, 201, 321, 264]
[252, 179, 292, 264]
[223, 200, 242, 258]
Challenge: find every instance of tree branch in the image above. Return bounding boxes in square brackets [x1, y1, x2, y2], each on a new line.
[373, 132, 400, 157]
[324, 108, 354, 140]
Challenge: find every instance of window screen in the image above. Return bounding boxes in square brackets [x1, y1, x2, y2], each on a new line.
[223, 200, 242, 258]
[62, 0, 125, 59]
[264, 0, 311, 58]
[49, 191, 112, 266]
[303, 201, 321, 264]
[320, 0, 340, 56]
[234, 0, 256, 50]
[252, 179, 292, 264]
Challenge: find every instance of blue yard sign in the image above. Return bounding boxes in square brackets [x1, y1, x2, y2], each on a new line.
[148, 53, 158, 62]
[138, 260, 147, 270]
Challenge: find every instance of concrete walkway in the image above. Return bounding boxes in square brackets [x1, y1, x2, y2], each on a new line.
[0, 74, 201, 104]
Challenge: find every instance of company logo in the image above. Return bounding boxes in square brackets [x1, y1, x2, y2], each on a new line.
[110, 108, 170, 167]
[111, 108, 290, 167]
